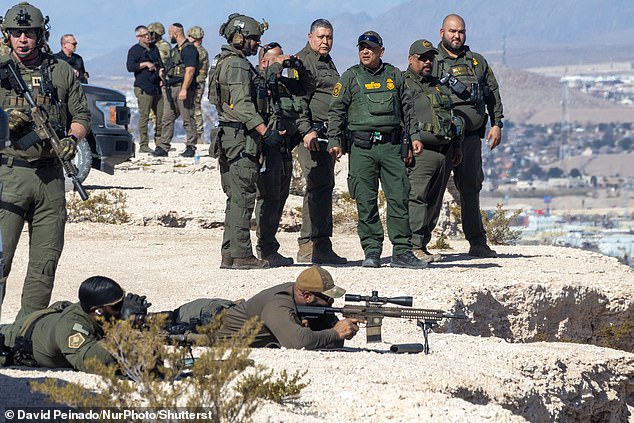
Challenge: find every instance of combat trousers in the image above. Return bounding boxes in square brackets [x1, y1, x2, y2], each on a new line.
[219, 129, 259, 259]
[348, 142, 412, 256]
[255, 146, 292, 257]
[134, 87, 163, 146]
[193, 84, 205, 142]
[0, 163, 66, 320]
[159, 85, 198, 150]
[296, 143, 335, 249]
[454, 133, 487, 245]
[408, 145, 455, 249]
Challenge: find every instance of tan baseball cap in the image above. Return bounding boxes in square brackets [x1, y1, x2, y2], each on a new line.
[295, 266, 346, 298]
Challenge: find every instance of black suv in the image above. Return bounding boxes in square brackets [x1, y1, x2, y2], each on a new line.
[73, 84, 134, 182]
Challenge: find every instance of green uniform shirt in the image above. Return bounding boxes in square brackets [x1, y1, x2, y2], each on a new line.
[1, 303, 114, 372]
[432, 44, 503, 131]
[295, 43, 338, 135]
[216, 282, 342, 349]
[0, 53, 90, 161]
[215, 44, 264, 131]
[327, 61, 417, 148]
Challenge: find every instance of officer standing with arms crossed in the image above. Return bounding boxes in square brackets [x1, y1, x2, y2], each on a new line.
[327, 31, 427, 269]
[152, 23, 198, 158]
[209, 13, 284, 270]
[432, 14, 504, 258]
[187, 26, 209, 144]
[294, 19, 346, 265]
[405, 39, 463, 263]
[0, 2, 89, 319]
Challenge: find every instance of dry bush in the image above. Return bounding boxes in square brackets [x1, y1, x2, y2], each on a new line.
[31, 313, 306, 422]
[67, 189, 130, 224]
[481, 203, 522, 245]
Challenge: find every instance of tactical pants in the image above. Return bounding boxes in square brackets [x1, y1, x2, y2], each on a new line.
[454, 133, 487, 245]
[159, 85, 198, 150]
[0, 162, 66, 320]
[193, 84, 205, 143]
[134, 87, 163, 146]
[219, 130, 259, 259]
[348, 142, 412, 256]
[296, 144, 336, 250]
[255, 146, 292, 257]
[408, 146, 455, 249]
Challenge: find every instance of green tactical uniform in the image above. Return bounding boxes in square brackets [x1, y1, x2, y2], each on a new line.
[0, 302, 115, 371]
[159, 39, 199, 151]
[255, 62, 310, 259]
[212, 44, 265, 259]
[155, 39, 171, 67]
[193, 43, 209, 142]
[404, 66, 462, 250]
[0, 54, 90, 319]
[328, 62, 417, 257]
[295, 43, 338, 252]
[432, 44, 503, 247]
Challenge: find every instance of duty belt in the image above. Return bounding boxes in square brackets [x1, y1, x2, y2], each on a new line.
[351, 130, 401, 144]
[0, 156, 60, 169]
[219, 121, 248, 131]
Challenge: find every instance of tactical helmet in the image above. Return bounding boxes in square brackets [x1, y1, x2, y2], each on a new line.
[0, 2, 50, 47]
[79, 275, 125, 312]
[147, 22, 165, 37]
[219, 13, 268, 42]
[187, 25, 204, 40]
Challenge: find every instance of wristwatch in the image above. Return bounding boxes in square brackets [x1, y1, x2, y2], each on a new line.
[493, 120, 504, 129]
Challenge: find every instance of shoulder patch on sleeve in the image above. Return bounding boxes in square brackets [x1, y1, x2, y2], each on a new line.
[68, 333, 86, 349]
[332, 82, 342, 97]
[72, 323, 89, 335]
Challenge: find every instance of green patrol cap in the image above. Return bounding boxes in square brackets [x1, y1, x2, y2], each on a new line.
[357, 31, 382, 48]
[409, 39, 437, 56]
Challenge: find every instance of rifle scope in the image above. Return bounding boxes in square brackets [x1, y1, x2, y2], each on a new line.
[345, 291, 413, 307]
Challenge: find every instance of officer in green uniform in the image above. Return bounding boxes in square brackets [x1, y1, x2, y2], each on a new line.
[405, 39, 464, 263]
[294, 19, 346, 265]
[254, 42, 311, 267]
[0, 276, 151, 371]
[147, 22, 170, 146]
[432, 14, 504, 258]
[209, 13, 283, 270]
[327, 31, 427, 269]
[187, 26, 209, 143]
[153, 23, 198, 158]
[0, 2, 90, 319]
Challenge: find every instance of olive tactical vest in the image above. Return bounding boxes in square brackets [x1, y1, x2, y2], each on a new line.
[166, 40, 197, 83]
[347, 64, 402, 132]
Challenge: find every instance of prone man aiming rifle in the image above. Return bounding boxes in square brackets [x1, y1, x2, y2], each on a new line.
[297, 290, 467, 354]
[0, 60, 89, 200]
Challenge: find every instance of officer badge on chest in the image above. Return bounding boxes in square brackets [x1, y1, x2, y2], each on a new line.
[386, 78, 395, 90]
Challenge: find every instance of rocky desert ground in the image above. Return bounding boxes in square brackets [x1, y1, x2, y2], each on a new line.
[1, 147, 633, 422]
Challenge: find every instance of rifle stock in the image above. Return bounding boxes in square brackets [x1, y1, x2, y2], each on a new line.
[0, 60, 89, 200]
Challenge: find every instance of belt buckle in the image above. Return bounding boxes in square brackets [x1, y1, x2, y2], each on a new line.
[371, 132, 382, 144]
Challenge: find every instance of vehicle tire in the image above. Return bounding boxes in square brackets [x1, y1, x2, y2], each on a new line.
[72, 138, 93, 183]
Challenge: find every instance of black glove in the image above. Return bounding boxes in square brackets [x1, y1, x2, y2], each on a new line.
[119, 293, 151, 321]
[263, 128, 284, 148]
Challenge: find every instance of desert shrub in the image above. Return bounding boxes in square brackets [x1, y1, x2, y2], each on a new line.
[31, 313, 306, 422]
[481, 203, 522, 245]
[67, 189, 130, 224]
[429, 233, 451, 250]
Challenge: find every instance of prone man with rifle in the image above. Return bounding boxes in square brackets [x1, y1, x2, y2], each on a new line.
[0, 2, 90, 320]
[254, 42, 312, 267]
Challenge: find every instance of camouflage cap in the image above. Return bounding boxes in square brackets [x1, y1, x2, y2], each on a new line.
[187, 25, 204, 39]
[147, 22, 165, 36]
[295, 266, 345, 298]
[408, 39, 437, 56]
[357, 30, 382, 48]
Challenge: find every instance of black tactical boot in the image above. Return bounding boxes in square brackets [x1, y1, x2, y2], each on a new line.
[390, 251, 428, 269]
[361, 251, 381, 268]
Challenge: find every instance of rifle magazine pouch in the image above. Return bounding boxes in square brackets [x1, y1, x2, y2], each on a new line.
[14, 131, 41, 150]
[209, 127, 223, 159]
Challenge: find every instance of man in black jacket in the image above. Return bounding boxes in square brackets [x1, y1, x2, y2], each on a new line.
[127, 25, 164, 153]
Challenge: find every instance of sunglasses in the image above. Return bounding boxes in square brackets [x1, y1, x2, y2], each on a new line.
[416, 55, 434, 63]
[357, 34, 381, 47]
[8, 28, 37, 38]
[137, 33, 150, 38]
[312, 291, 334, 304]
[247, 35, 261, 42]
[260, 41, 281, 54]
[67, 42, 78, 46]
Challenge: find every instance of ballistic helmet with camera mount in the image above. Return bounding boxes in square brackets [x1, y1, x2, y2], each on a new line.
[0, 2, 50, 49]
[219, 13, 268, 48]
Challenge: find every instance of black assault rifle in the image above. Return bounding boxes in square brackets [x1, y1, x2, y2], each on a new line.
[0, 60, 89, 200]
[297, 291, 467, 354]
